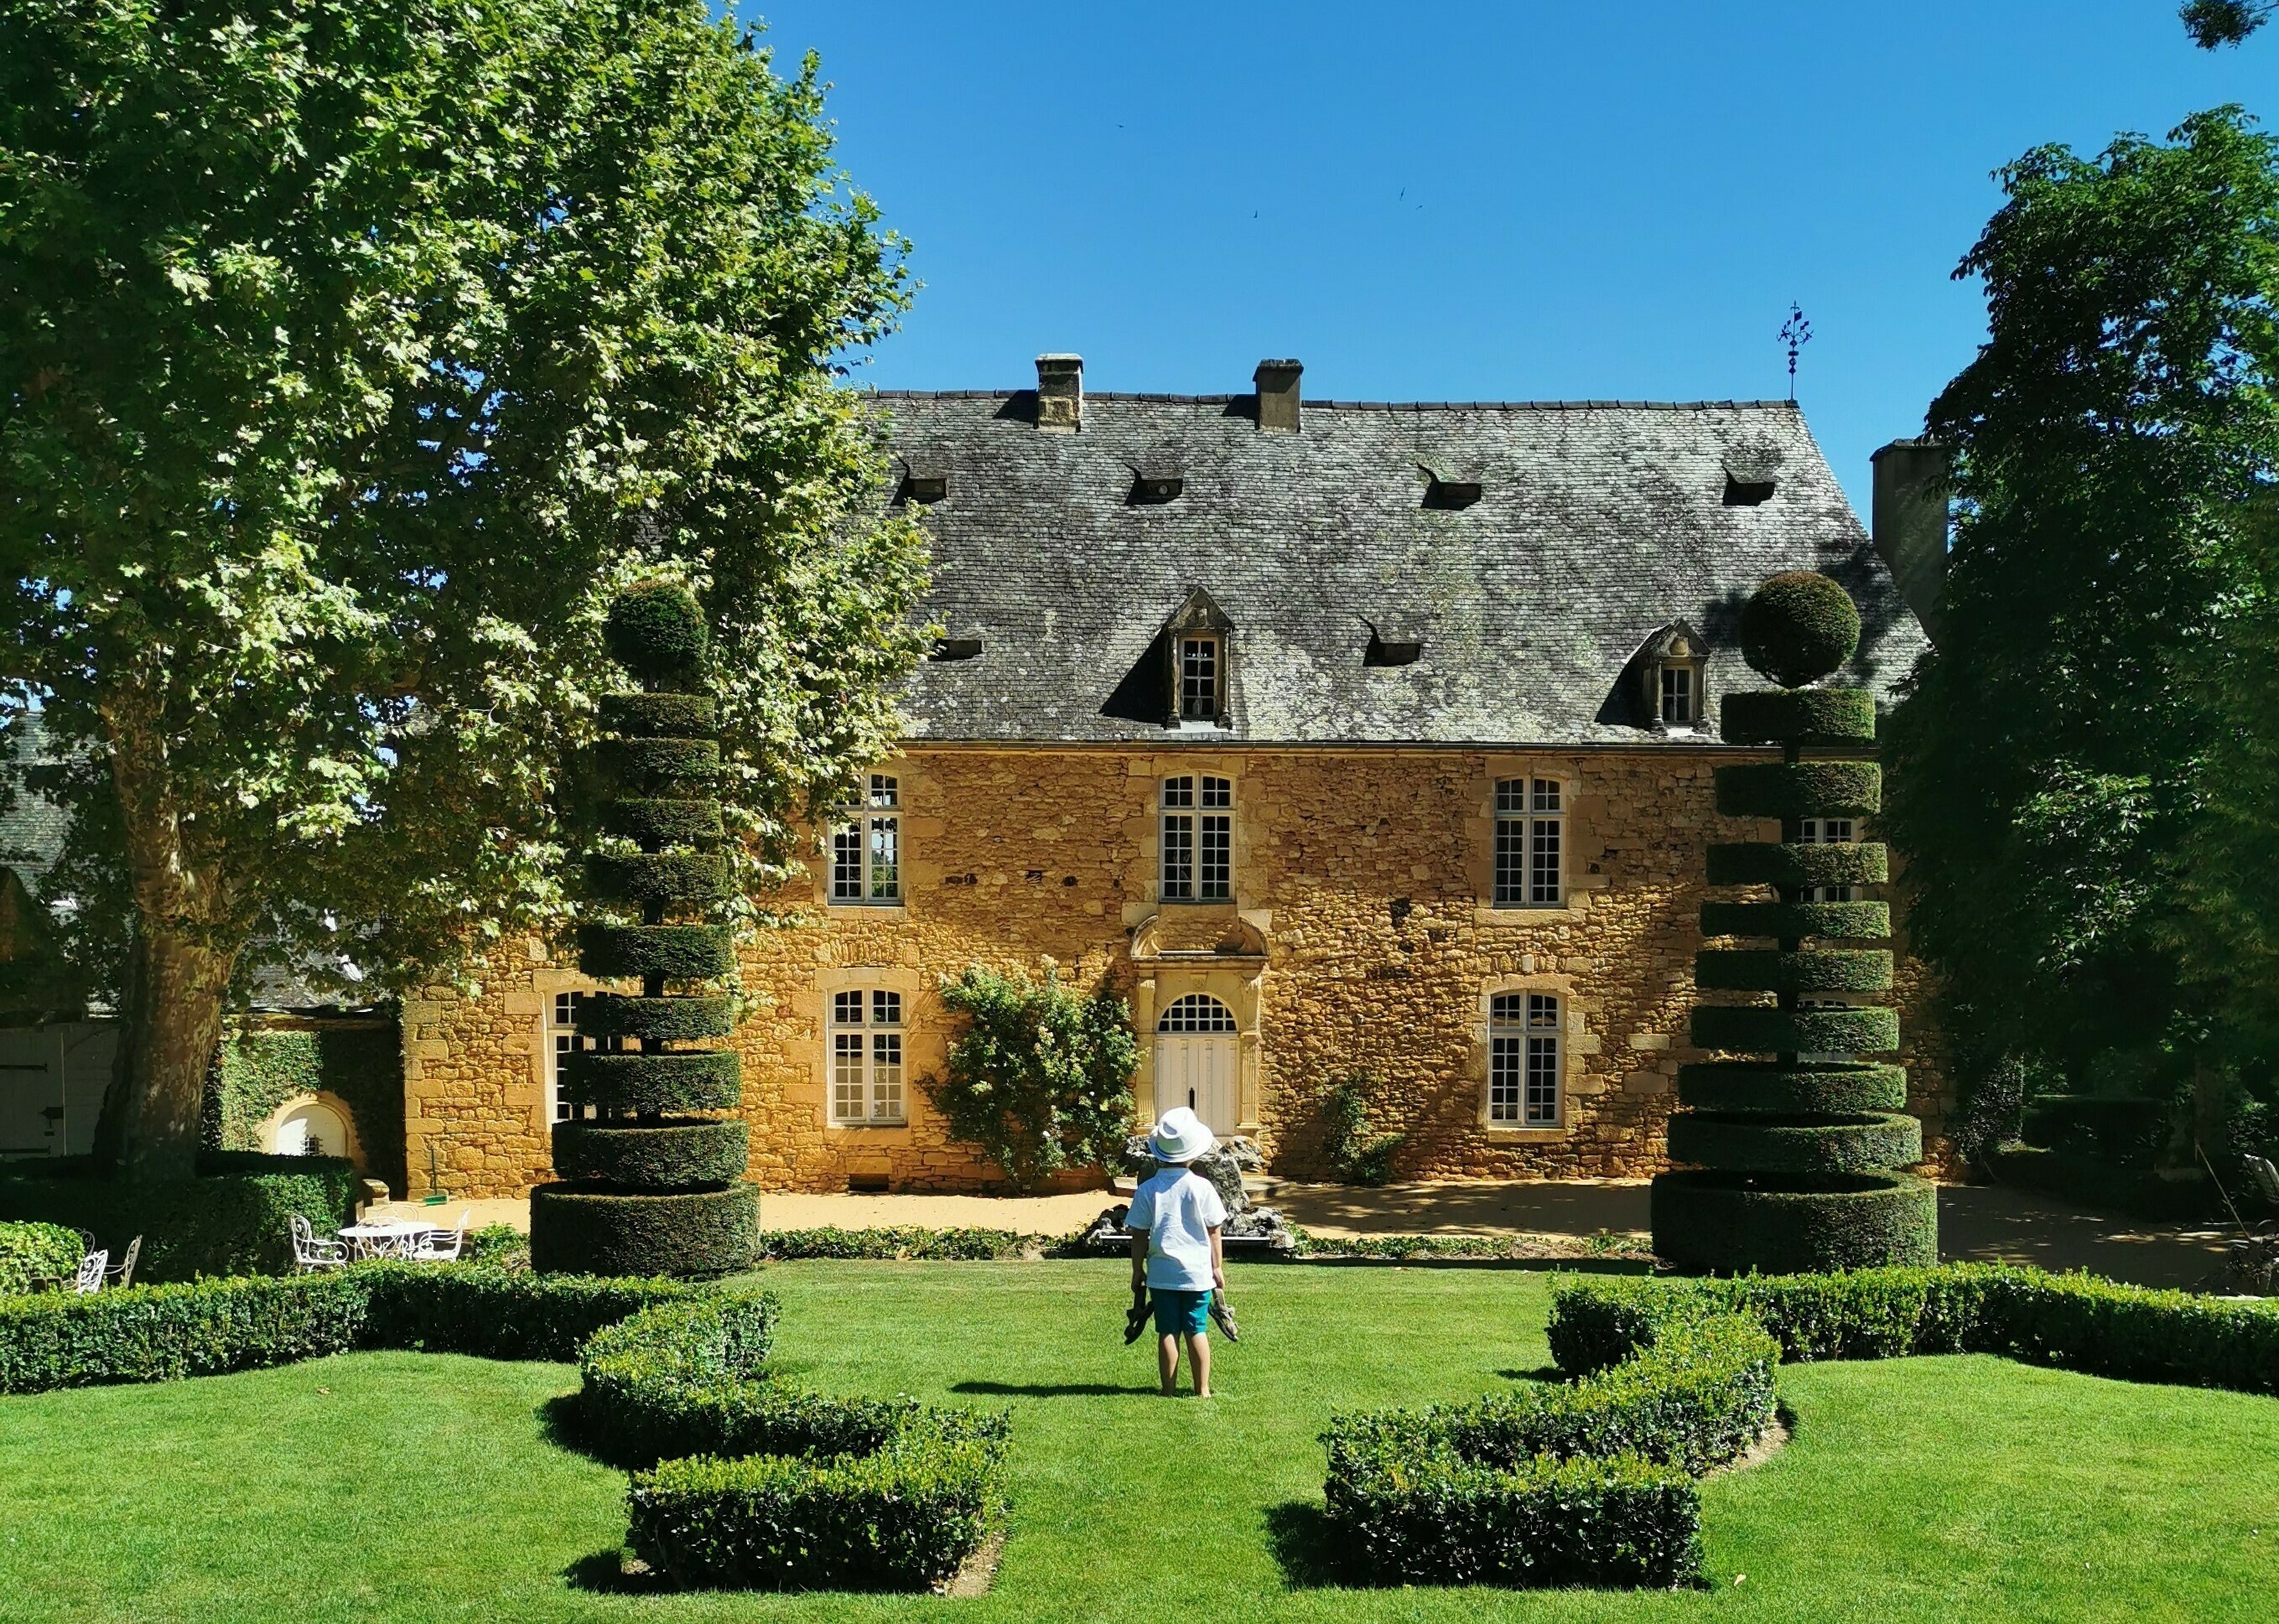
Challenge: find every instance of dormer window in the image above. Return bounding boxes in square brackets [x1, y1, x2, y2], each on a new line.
[1129, 467, 1184, 505]
[896, 470, 947, 504]
[1179, 636, 1219, 720]
[1419, 464, 1483, 510]
[1636, 622, 1708, 734]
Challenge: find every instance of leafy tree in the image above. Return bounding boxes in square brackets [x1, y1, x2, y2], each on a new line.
[1882, 109, 2279, 1128]
[0, 0, 929, 1176]
[921, 966, 1140, 1195]
[2183, 1, 2273, 48]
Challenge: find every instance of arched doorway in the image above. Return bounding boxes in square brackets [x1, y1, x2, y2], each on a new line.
[1155, 994, 1239, 1135]
[271, 1098, 350, 1160]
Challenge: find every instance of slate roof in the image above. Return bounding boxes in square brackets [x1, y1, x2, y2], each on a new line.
[877, 390, 1929, 746]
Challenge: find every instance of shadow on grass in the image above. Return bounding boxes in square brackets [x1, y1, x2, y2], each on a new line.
[949, 1380, 1151, 1398]
[564, 1550, 673, 1595]
[537, 1393, 610, 1462]
[1264, 1501, 1346, 1590]
[1496, 1365, 1563, 1383]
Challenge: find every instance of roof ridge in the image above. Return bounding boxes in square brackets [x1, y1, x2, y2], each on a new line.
[865, 390, 1801, 412]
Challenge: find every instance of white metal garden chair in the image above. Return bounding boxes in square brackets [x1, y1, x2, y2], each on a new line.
[289, 1213, 349, 1273]
[409, 1210, 470, 1263]
[72, 1250, 106, 1295]
[104, 1235, 141, 1289]
[2247, 1154, 2279, 1215]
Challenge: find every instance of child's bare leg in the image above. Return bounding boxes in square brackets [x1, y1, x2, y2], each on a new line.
[1187, 1331, 1212, 1398]
[1157, 1332, 1180, 1394]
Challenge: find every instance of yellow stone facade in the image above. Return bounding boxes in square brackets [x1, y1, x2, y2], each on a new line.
[400, 745, 1955, 1198]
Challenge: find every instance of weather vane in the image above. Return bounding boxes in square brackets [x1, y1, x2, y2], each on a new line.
[1780, 303, 1813, 402]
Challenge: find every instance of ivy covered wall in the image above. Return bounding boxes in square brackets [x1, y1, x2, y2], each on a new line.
[203, 1018, 406, 1196]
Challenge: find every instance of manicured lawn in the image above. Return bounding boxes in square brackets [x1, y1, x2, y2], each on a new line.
[0, 1261, 2273, 1622]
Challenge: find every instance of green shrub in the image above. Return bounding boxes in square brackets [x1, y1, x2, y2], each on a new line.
[1738, 570, 1861, 687]
[1649, 1171, 1939, 1273]
[1694, 948, 1893, 994]
[0, 1272, 371, 1392]
[1690, 1004, 1900, 1055]
[1719, 687, 1876, 745]
[599, 798, 726, 848]
[584, 849, 735, 909]
[591, 738, 719, 795]
[1699, 900, 1891, 939]
[1321, 1078, 1405, 1186]
[1714, 760, 1882, 820]
[599, 693, 716, 737]
[464, 1223, 528, 1269]
[559, 1050, 741, 1113]
[574, 921, 735, 981]
[0, 1221, 87, 1295]
[627, 1424, 1012, 1593]
[755, 1226, 1061, 1262]
[605, 581, 709, 684]
[1705, 841, 1889, 888]
[553, 1120, 749, 1188]
[0, 1158, 356, 1281]
[1675, 1061, 1908, 1114]
[1666, 1110, 1922, 1175]
[574, 993, 735, 1044]
[529, 1183, 757, 1277]
[918, 964, 1138, 1193]
[1548, 1265, 2279, 1395]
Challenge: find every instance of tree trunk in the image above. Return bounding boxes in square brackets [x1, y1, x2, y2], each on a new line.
[92, 925, 237, 1180]
[89, 698, 244, 1180]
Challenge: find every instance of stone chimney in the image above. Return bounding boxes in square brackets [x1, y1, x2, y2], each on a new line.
[1036, 354, 1082, 433]
[1871, 438, 1950, 639]
[1254, 360, 1303, 433]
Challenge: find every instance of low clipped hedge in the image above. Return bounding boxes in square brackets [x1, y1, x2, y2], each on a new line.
[1322, 1307, 1776, 1588]
[575, 993, 735, 1044]
[528, 1181, 757, 1277]
[1649, 1170, 1938, 1273]
[584, 852, 735, 911]
[582, 1294, 1012, 1590]
[1714, 761, 1882, 821]
[1694, 948, 1892, 995]
[553, 1119, 750, 1188]
[1675, 1061, 1908, 1114]
[1718, 687, 1875, 745]
[0, 1222, 82, 1295]
[1549, 1266, 2279, 1396]
[0, 1263, 698, 1393]
[575, 923, 736, 983]
[756, 1226, 1066, 1262]
[1690, 1004, 1900, 1056]
[1699, 900, 1891, 940]
[1665, 1110, 1923, 1175]
[1705, 841, 1888, 889]
[0, 1154, 356, 1281]
[561, 1049, 742, 1113]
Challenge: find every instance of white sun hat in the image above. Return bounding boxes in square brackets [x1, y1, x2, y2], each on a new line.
[1149, 1105, 1216, 1165]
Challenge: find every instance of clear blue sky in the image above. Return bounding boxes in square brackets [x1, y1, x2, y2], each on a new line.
[752, 1, 2271, 516]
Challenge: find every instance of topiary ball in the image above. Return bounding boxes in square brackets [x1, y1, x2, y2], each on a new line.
[1740, 571, 1861, 689]
[605, 583, 709, 687]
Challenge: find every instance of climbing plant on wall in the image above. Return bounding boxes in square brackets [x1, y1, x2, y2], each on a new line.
[1651, 571, 1937, 1274]
[529, 584, 757, 1276]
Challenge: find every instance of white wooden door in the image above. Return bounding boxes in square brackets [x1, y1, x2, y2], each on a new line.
[1155, 1034, 1238, 1135]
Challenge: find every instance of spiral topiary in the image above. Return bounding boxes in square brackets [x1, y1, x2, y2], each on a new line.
[530, 583, 758, 1276]
[1650, 572, 1935, 1274]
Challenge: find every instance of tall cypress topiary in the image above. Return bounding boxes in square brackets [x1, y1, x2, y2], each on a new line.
[529, 584, 758, 1276]
[1650, 571, 1937, 1274]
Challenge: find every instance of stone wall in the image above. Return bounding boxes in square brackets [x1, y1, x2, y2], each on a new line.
[400, 745, 1956, 1198]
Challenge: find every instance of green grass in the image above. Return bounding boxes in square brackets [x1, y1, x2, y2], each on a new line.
[0, 1261, 2273, 1622]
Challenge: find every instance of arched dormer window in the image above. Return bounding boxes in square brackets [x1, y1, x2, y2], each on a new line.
[1163, 587, 1233, 729]
[1638, 622, 1707, 733]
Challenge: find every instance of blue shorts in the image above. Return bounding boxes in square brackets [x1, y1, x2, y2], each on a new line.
[1153, 1288, 1212, 1338]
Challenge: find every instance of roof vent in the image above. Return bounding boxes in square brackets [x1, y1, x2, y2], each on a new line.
[1127, 466, 1184, 506]
[1364, 631, 1423, 667]
[1722, 474, 1776, 507]
[898, 472, 948, 504]
[1254, 359, 1302, 433]
[1420, 465, 1482, 510]
[1036, 354, 1082, 433]
[930, 637, 984, 662]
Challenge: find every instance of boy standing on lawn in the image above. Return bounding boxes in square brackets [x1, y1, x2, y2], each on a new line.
[1124, 1106, 1228, 1398]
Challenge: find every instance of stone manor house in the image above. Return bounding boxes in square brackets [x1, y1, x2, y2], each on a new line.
[394, 356, 1950, 1197]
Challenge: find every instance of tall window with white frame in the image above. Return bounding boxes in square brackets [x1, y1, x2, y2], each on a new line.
[1798, 817, 1856, 903]
[546, 991, 606, 1123]
[1488, 992, 1562, 1126]
[830, 775, 901, 905]
[1492, 777, 1565, 906]
[1160, 775, 1232, 901]
[830, 989, 906, 1125]
[1178, 636, 1220, 723]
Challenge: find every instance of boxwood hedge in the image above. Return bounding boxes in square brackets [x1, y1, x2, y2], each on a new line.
[1714, 760, 1882, 821]
[553, 1119, 751, 1189]
[1699, 900, 1892, 940]
[600, 799, 725, 849]
[574, 993, 736, 1044]
[573, 923, 735, 983]
[1674, 1061, 1908, 1115]
[1718, 687, 1876, 745]
[560, 1050, 742, 1113]
[1694, 948, 1893, 995]
[0, 1222, 82, 1295]
[599, 693, 716, 738]
[1690, 1004, 1900, 1055]
[529, 1183, 758, 1278]
[1705, 841, 1888, 889]
[581, 853, 736, 912]
[594, 736, 719, 793]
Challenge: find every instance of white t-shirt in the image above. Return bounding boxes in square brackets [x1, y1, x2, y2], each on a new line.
[1124, 1165, 1228, 1292]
